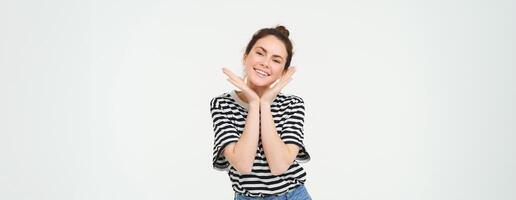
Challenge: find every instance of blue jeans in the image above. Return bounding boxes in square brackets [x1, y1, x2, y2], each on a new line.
[234, 184, 312, 200]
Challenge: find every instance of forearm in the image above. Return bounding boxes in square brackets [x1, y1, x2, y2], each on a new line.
[225, 102, 260, 173]
[260, 102, 297, 175]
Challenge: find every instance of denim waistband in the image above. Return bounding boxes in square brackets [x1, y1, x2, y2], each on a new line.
[236, 184, 304, 198]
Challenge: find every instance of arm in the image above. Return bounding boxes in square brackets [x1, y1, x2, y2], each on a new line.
[223, 102, 260, 174]
[221, 68, 262, 174]
[260, 102, 300, 175]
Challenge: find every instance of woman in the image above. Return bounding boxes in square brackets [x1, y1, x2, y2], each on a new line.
[210, 25, 312, 199]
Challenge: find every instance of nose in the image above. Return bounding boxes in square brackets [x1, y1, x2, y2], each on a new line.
[258, 59, 270, 69]
[254, 54, 274, 70]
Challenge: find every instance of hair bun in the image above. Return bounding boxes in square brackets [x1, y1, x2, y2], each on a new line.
[275, 25, 290, 38]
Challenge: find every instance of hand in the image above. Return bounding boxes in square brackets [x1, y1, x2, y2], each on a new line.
[260, 67, 296, 105]
[222, 67, 260, 105]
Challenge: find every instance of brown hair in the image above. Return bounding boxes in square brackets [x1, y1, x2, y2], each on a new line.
[244, 25, 293, 70]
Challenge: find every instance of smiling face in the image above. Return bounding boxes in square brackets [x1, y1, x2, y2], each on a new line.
[243, 35, 288, 88]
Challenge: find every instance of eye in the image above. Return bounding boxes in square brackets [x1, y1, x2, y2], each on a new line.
[274, 60, 281, 63]
[256, 51, 263, 56]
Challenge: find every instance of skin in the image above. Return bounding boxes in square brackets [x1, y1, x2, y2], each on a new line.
[221, 35, 300, 175]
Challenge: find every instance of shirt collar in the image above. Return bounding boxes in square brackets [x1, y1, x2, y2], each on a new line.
[230, 90, 249, 109]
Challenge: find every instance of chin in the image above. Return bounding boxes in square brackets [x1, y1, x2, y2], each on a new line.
[248, 75, 273, 87]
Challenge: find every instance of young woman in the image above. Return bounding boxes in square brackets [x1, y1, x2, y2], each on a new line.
[210, 25, 312, 199]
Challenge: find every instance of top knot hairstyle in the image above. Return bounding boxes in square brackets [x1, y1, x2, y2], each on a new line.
[244, 25, 294, 70]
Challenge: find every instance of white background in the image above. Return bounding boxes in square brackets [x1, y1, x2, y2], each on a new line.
[1, 0, 515, 199]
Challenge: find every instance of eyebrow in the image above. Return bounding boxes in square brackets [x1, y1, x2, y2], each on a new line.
[256, 46, 284, 60]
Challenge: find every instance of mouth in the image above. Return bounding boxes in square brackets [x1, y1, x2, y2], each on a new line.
[253, 67, 270, 78]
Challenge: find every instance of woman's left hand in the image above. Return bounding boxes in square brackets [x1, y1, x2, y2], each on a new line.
[260, 67, 296, 105]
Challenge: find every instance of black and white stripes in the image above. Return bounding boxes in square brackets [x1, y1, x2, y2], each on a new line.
[210, 90, 310, 197]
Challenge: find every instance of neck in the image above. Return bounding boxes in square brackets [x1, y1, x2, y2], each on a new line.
[249, 84, 267, 97]
[236, 83, 269, 104]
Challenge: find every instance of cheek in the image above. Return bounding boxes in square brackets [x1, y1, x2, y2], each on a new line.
[272, 67, 285, 79]
[244, 55, 260, 66]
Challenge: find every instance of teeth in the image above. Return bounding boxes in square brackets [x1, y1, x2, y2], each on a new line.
[255, 69, 269, 77]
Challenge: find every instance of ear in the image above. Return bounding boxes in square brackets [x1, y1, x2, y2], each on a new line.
[242, 54, 248, 64]
[282, 66, 289, 74]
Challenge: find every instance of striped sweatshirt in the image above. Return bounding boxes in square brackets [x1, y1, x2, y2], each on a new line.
[210, 90, 310, 197]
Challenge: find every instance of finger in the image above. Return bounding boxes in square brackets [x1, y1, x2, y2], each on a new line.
[285, 67, 296, 78]
[280, 67, 296, 82]
[223, 68, 248, 89]
[226, 78, 246, 91]
[270, 77, 292, 94]
[278, 67, 295, 85]
[222, 67, 235, 78]
[226, 77, 242, 88]
[275, 77, 293, 91]
[227, 75, 252, 91]
[222, 67, 243, 81]
[229, 76, 246, 87]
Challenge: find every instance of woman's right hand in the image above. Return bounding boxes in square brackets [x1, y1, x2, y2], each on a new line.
[222, 67, 260, 105]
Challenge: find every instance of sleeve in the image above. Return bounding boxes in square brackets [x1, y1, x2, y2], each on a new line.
[210, 97, 240, 171]
[280, 96, 311, 163]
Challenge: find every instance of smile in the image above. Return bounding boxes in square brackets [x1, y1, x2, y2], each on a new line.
[254, 68, 270, 78]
